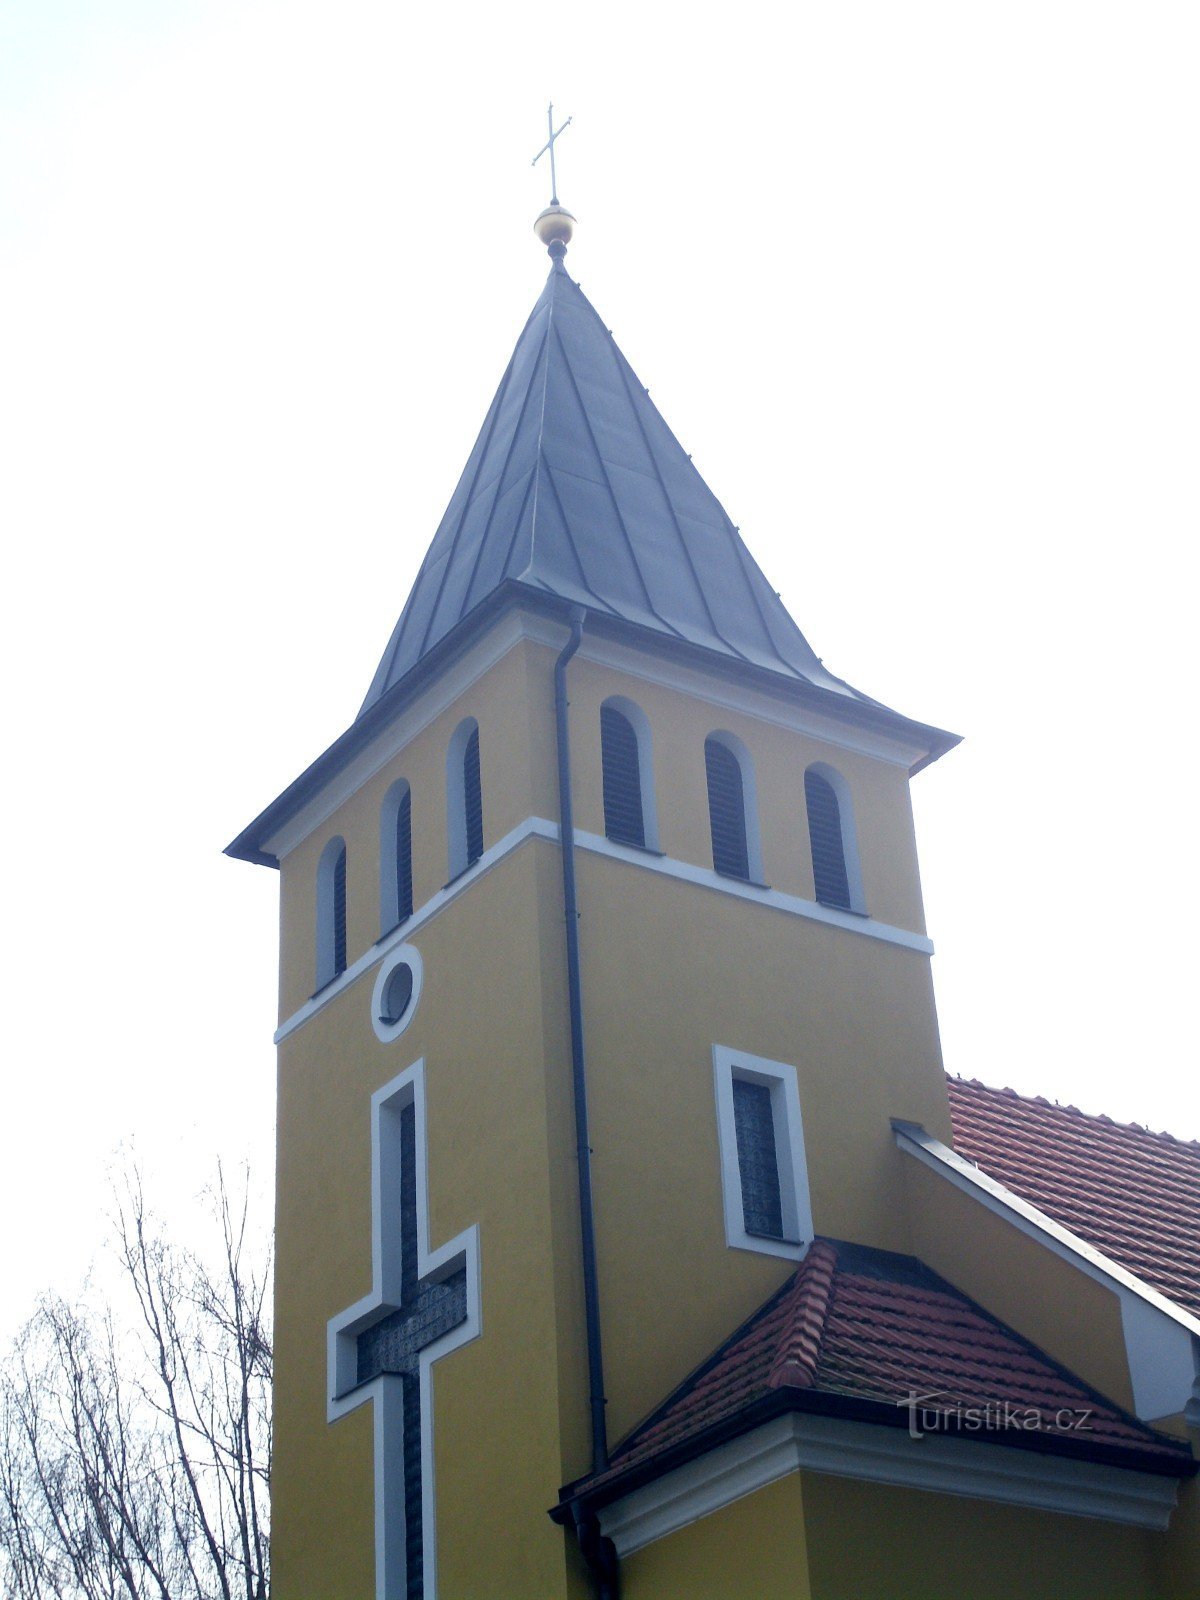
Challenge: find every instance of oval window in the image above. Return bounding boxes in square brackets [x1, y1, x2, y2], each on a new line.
[371, 944, 423, 1043]
[380, 963, 414, 1026]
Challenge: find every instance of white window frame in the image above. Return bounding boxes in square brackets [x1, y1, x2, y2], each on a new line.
[371, 943, 424, 1044]
[713, 1045, 812, 1261]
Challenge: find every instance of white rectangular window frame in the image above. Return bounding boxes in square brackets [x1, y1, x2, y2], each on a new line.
[713, 1045, 813, 1261]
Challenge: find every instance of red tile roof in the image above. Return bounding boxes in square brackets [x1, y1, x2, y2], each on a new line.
[567, 1240, 1190, 1505]
[947, 1077, 1200, 1321]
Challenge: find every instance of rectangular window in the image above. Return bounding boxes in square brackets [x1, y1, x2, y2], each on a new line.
[713, 1046, 812, 1260]
[732, 1078, 784, 1239]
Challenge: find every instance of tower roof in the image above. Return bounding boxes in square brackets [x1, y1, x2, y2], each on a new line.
[361, 259, 872, 715]
[227, 253, 958, 866]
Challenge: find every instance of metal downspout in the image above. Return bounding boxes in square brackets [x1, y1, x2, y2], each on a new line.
[554, 607, 620, 1597]
[554, 605, 609, 1473]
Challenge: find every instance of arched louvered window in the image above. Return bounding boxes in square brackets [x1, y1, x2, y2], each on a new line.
[463, 725, 483, 865]
[380, 780, 413, 935]
[705, 735, 751, 879]
[316, 835, 348, 991]
[804, 764, 863, 913]
[447, 718, 484, 880]
[333, 849, 347, 973]
[601, 702, 646, 847]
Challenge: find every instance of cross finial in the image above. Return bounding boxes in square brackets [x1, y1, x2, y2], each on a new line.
[532, 101, 572, 205]
[531, 102, 578, 260]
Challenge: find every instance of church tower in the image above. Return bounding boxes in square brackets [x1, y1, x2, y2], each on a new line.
[229, 205, 1198, 1598]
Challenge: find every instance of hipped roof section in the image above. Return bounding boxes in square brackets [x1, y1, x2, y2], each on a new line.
[228, 259, 958, 866]
[554, 1239, 1194, 1520]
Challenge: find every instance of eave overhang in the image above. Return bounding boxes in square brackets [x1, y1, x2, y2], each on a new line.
[551, 1382, 1194, 1530]
[551, 1233, 1194, 1543]
[224, 583, 960, 868]
[553, 1382, 1196, 1542]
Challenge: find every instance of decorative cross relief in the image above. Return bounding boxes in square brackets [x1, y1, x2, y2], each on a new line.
[329, 1061, 481, 1600]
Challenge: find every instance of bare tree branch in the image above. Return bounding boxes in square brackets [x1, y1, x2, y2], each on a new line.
[0, 1166, 271, 1600]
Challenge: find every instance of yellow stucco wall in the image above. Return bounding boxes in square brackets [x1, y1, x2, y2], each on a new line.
[802, 1471, 1161, 1599]
[559, 648, 929, 936]
[274, 848, 583, 1596]
[267, 609, 1190, 1599]
[277, 636, 557, 1024]
[1156, 1435, 1200, 1597]
[900, 1154, 1134, 1412]
[576, 852, 950, 1446]
[533, 633, 951, 1448]
[618, 1464, 1180, 1600]
[621, 1472, 811, 1599]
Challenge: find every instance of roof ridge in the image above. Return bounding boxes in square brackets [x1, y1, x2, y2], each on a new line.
[767, 1239, 838, 1390]
[523, 262, 564, 582]
[947, 1074, 1200, 1151]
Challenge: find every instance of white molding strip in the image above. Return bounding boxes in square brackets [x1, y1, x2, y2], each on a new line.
[274, 818, 558, 1043]
[327, 1060, 482, 1600]
[573, 830, 933, 955]
[598, 1412, 1181, 1556]
[275, 820, 933, 1042]
[894, 1121, 1200, 1422]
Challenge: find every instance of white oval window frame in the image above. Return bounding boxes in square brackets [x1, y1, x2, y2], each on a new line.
[371, 943, 424, 1043]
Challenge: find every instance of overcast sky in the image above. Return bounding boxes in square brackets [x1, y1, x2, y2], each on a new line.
[2, 0, 1196, 1342]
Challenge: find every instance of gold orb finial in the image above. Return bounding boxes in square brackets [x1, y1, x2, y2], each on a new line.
[534, 203, 576, 258]
[531, 104, 575, 259]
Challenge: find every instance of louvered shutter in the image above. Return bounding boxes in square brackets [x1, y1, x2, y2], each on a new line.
[805, 769, 851, 910]
[732, 1077, 784, 1239]
[463, 727, 483, 865]
[395, 788, 413, 922]
[705, 738, 750, 879]
[601, 706, 645, 847]
[332, 844, 348, 976]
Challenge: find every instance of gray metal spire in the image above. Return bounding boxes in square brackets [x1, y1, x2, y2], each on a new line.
[227, 259, 958, 868]
[360, 263, 864, 715]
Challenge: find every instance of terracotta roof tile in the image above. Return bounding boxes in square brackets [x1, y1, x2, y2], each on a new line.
[568, 1240, 1191, 1505]
[947, 1077, 1200, 1320]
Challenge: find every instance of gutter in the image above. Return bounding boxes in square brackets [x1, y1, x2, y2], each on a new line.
[553, 606, 620, 1598]
[550, 1381, 1194, 1555]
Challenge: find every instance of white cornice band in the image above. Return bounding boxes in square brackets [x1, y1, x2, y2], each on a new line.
[598, 1412, 1181, 1557]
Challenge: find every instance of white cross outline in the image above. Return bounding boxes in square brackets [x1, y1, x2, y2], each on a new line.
[328, 1059, 482, 1600]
